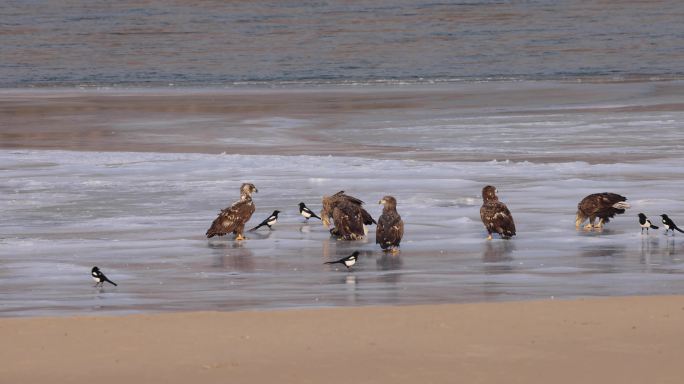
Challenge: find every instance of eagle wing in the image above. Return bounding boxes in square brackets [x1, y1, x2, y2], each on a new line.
[376, 212, 404, 249]
[322, 192, 375, 230]
[480, 201, 516, 237]
[578, 193, 628, 222]
[360, 208, 377, 225]
[206, 200, 255, 238]
[331, 200, 366, 240]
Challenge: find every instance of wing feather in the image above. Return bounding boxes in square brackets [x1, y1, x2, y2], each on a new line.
[321, 192, 374, 238]
[206, 200, 255, 238]
[376, 212, 403, 249]
[578, 192, 628, 223]
[332, 201, 365, 240]
[480, 201, 516, 237]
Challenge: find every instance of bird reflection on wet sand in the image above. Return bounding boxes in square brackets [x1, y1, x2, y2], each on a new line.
[581, 245, 627, 259]
[482, 241, 515, 274]
[210, 242, 255, 271]
[482, 241, 515, 263]
[376, 252, 403, 271]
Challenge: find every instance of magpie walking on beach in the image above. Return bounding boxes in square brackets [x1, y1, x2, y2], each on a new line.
[324, 251, 359, 270]
[299, 202, 321, 221]
[91, 266, 117, 287]
[249, 210, 280, 231]
[638, 213, 658, 234]
[660, 214, 684, 236]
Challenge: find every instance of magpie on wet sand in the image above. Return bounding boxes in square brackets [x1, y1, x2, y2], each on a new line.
[92, 266, 117, 287]
[661, 214, 684, 236]
[638, 213, 658, 234]
[324, 251, 359, 270]
[249, 210, 280, 231]
[299, 202, 321, 221]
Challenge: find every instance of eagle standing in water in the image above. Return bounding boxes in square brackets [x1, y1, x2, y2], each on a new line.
[376, 196, 404, 253]
[480, 185, 516, 240]
[321, 191, 376, 240]
[575, 192, 630, 231]
[206, 183, 258, 240]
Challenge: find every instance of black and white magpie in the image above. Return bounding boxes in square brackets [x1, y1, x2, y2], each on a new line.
[249, 210, 280, 231]
[324, 251, 359, 270]
[638, 213, 658, 234]
[91, 266, 117, 287]
[299, 202, 321, 221]
[661, 214, 684, 235]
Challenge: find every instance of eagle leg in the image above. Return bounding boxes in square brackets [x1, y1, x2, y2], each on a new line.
[235, 234, 246, 241]
[594, 218, 604, 229]
[584, 217, 595, 230]
[486, 233, 493, 240]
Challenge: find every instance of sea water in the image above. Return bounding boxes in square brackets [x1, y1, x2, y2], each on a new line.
[2, 0, 684, 87]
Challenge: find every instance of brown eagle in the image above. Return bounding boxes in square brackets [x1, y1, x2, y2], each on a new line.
[575, 192, 630, 230]
[206, 183, 258, 240]
[321, 191, 376, 240]
[376, 196, 404, 253]
[480, 185, 516, 240]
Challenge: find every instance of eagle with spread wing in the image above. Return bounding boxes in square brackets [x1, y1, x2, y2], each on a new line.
[575, 192, 630, 230]
[480, 185, 516, 240]
[321, 191, 376, 240]
[376, 196, 404, 253]
[206, 183, 258, 240]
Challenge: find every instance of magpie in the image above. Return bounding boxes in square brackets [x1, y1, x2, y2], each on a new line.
[324, 251, 359, 270]
[249, 210, 280, 231]
[91, 266, 117, 287]
[299, 202, 321, 221]
[660, 214, 684, 235]
[638, 213, 658, 234]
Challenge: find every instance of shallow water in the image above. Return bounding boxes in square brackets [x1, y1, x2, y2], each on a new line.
[2, 138, 684, 316]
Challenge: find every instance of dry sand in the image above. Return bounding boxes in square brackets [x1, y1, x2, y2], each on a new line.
[2, 296, 682, 383]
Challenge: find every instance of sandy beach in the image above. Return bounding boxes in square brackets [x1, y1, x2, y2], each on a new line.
[4, 1, 684, 382]
[1, 296, 682, 383]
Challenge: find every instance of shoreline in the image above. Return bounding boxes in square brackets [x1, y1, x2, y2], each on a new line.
[2, 295, 682, 383]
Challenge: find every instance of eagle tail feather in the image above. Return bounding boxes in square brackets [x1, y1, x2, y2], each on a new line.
[612, 202, 631, 209]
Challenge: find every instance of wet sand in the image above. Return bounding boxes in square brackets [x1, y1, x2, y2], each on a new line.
[2, 81, 684, 163]
[2, 80, 684, 316]
[1, 296, 682, 383]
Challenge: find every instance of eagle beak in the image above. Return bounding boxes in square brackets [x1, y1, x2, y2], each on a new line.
[254, 188, 258, 193]
[378, 199, 385, 205]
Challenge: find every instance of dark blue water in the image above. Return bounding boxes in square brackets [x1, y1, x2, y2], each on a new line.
[2, 0, 684, 87]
